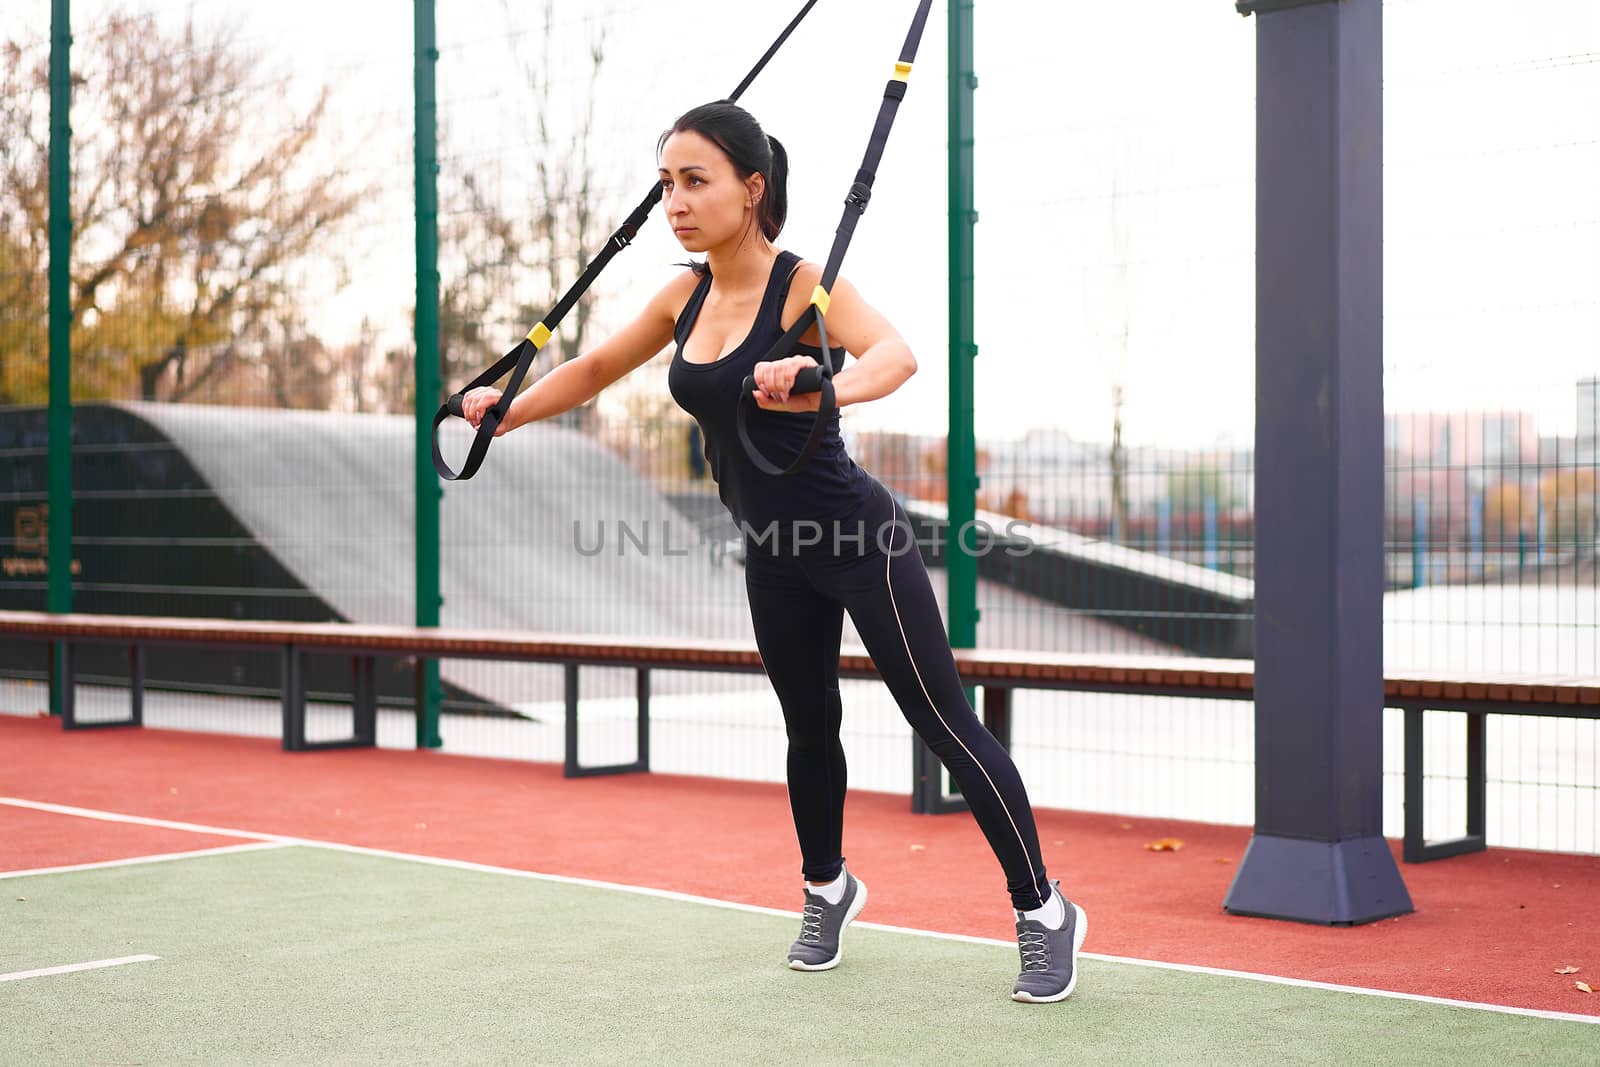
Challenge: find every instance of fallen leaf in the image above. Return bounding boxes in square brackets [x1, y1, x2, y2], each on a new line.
[1577, 981, 1593, 994]
[909, 844, 926, 852]
[1144, 837, 1185, 852]
[1555, 966, 1580, 975]
[1215, 857, 1233, 864]
[15, 897, 25, 902]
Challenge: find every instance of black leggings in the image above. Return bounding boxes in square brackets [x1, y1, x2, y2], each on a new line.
[742, 484, 1051, 911]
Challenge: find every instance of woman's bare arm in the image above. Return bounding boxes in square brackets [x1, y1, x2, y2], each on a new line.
[463, 271, 698, 433]
[750, 261, 917, 410]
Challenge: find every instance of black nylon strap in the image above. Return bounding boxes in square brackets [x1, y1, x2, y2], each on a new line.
[736, 0, 934, 478]
[433, 0, 821, 481]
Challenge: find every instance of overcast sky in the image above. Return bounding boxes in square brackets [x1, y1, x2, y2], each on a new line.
[15, 0, 1599, 447]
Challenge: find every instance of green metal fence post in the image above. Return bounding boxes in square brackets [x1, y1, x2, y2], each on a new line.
[47, 0, 73, 718]
[915, 0, 979, 814]
[947, 0, 978, 647]
[414, 0, 443, 748]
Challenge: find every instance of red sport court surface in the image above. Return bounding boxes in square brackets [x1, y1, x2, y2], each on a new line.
[1, 714, 1594, 1018]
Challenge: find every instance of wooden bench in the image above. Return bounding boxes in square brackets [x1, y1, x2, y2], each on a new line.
[3, 610, 1595, 863]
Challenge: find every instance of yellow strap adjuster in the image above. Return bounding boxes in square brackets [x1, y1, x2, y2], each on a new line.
[810, 285, 831, 316]
[892, 61, 912, 82]
[526, 322, 553, 348]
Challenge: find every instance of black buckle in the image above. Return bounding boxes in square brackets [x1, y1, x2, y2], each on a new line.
[844, 181, 872, 215]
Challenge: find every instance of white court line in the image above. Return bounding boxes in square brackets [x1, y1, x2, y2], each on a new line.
[0, 798, 289, 843]
[0, 842, 288, 880]
[4, 796, 1597, 1027]
[0, 955, 160, 983]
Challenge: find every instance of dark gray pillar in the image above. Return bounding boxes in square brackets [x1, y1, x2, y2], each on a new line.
[1225, 0, 1412, 924]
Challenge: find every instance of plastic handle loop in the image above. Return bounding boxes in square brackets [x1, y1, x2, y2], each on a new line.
[431, 335, 531, 481]
[735, 308, 838, 478]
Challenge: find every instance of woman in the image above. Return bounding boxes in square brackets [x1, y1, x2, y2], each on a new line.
[462, 101, 1086, 1004]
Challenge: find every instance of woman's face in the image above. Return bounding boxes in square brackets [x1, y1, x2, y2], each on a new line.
[659, 129, 762, 254]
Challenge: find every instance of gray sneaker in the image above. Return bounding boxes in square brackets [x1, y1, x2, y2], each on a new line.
[1011, 882, 1087, 1003]
[787, 870, 868, 971]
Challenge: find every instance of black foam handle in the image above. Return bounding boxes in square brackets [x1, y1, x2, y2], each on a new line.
[447, 393, 466, 418]
[741, 366, 824, 396]
[735, 308, 837, 478]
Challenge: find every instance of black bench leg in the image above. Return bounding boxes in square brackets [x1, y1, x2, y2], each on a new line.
[564, 663, 649, 779]
[563, 663, 580, 775]
[282, 646, 306, 752]
[353, 655, 377, 746]
[60, 642, 142, 731]
[983, 685, 1012, 749]
[130, 645, 144, 726]
[1403, 705, 1488, 862]
[1466, 710, 1486, 843]
[636, 667, 651, 773]
[56, 641, 75, 728]
[282, 649, 378, 752]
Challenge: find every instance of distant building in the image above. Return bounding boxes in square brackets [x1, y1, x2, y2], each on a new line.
[1384, 410, 1537, 469]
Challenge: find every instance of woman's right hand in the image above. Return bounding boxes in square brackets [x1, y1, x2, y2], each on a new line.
[461, 387, 510, 435]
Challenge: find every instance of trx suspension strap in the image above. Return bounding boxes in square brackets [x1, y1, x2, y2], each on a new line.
[432, 0, 820, 481]
[736, 0, 934, 477]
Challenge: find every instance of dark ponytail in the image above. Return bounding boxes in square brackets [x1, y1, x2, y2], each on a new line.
[762, 133, 788, 241]
[660, 100, 789, 241]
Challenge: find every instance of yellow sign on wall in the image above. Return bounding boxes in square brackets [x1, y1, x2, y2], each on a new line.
[3, 505, 81, 579]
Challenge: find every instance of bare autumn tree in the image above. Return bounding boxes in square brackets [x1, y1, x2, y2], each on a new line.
[0, 14, 364, 407]
[520, 0, 609, 432]
[434, 167, 527, 403]
[430, 1, 612, 427]
[0, 39, 51, 404]
[0, 225, 47, 405]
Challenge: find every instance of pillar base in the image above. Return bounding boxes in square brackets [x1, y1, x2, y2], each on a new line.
[1223, 833, 1413, 925]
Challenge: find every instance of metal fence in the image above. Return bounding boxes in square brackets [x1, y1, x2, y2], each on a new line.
[1, 1, 1595, 853]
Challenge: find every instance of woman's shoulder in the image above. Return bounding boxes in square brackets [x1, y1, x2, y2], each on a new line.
[779, 258, 870, 321]
[647, 267, 708, 322]
[778, 257, 823, 313]
[782, 254, 821, 284]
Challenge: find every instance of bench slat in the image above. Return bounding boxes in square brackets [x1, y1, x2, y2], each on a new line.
[3, 610, 1595, 710]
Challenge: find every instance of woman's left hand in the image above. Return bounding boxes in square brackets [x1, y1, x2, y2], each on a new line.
[751, 355, 821, 411]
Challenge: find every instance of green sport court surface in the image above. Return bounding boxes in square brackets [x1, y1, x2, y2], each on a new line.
[2, 844, 1595, 1065]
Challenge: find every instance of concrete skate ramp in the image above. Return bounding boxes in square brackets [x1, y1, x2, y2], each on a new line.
[139, 403, 758, 707]
[136, 403, 755, 640]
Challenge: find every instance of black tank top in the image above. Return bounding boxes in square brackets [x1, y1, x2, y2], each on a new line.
[667, 251, 876, 542]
